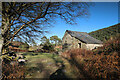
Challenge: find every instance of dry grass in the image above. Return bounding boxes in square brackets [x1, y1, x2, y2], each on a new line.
[2, 61, 26, 79]
[61, 35, 120, 79]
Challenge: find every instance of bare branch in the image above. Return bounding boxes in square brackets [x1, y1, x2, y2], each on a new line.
[10, 2, 51, 42]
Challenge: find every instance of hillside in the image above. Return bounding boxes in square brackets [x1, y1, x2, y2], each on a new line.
[89, 23, 120, 42]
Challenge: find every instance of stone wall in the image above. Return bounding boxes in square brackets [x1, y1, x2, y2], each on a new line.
[62, 32, 87, 50]
[62, 32, 103, 50]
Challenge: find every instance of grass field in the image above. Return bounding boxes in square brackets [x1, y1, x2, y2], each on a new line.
[17, 52, 63, 78]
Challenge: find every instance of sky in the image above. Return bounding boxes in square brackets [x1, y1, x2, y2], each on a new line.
[43, 2, 118, 41]
[0, 2, 118, 45]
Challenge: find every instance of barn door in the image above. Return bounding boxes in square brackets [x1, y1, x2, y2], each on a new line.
[78, 43, 81, 48]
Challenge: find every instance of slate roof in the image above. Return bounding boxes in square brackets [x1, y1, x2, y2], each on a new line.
[66, 30, 103, 44]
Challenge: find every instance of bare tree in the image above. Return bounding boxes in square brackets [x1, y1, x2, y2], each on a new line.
[1, 2, 92, 54]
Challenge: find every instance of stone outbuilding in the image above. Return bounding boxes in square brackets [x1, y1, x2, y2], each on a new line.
[62, 30, 103, 50]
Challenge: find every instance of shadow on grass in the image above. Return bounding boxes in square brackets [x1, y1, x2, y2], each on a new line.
[26, 62, 52, 78]
[51, 54, 63, 67]
[24, 52, 64, 78]
[49, 64, 70, 80]
[22, 52, 40, 56]
[49, 54, 70, 80]
[22, 52, 52, 57]
[22, 52, 69, 79]
[61, 56, 101, 80]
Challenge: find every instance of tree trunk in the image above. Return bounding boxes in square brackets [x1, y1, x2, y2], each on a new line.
[1, 38, 10, 54]
[1, 20, 10, 54]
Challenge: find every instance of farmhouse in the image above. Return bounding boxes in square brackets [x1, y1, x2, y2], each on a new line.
[62, 30, 103, 50]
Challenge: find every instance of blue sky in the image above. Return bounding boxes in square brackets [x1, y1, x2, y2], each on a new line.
[44, 2, 118, 40]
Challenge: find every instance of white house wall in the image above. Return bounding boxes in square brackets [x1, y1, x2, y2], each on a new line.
[86, 44, 103, 50]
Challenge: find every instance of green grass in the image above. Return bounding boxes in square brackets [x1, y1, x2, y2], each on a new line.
[15, 52, 79, 78]
[16, 52, 63, 78]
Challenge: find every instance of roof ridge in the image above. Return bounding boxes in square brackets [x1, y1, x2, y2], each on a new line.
[66, 30, 87, 33]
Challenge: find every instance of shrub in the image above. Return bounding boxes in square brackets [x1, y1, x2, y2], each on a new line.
[95, 34, 120, 54]
[62, 49, 120, 79]
[2, 53, 26, 79]
[2, 61, 26, 79]
[42, 42, 55, 53]
[62, 48, 93, 59]
[62, 35, 120, 79]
